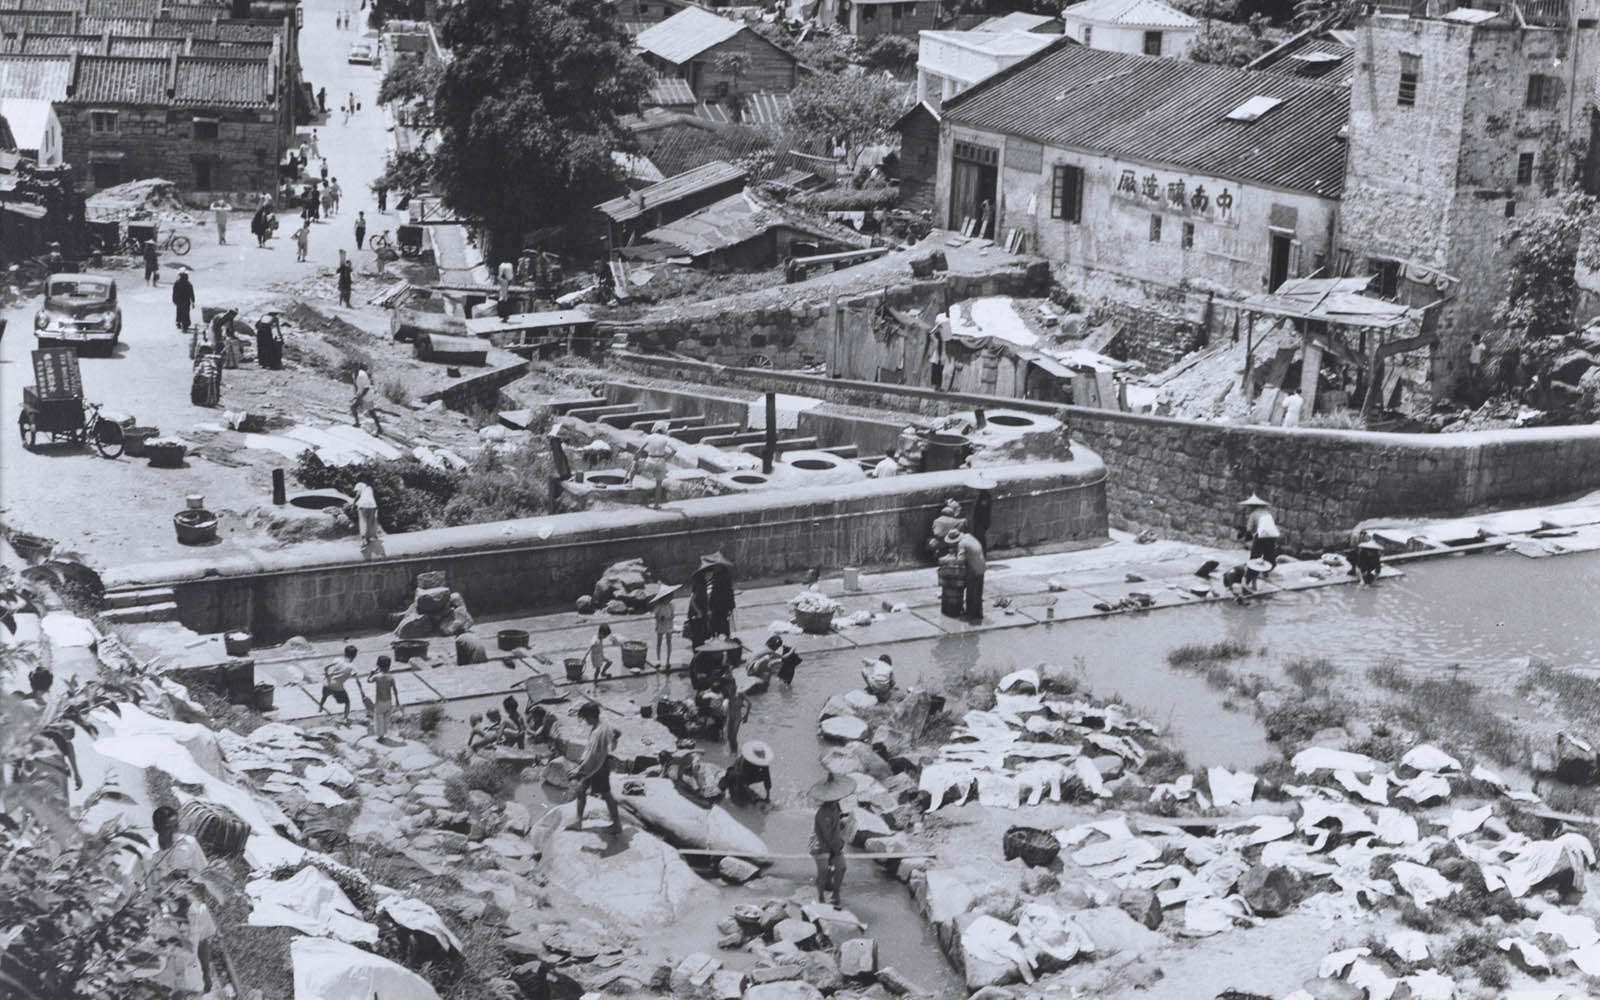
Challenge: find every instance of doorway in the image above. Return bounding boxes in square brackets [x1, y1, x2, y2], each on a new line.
[950, 141, 998, 237]
[1268, 232, 1292, 291]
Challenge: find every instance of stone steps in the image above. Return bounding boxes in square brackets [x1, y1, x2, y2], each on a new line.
[104, 584, 175, 610]
[676, 422, 743, 443]
[548, 397, 608, 415]
[609, 408, 674, 429]
[564, 403, 636, 422]
[102, 600, 179, 625]
[737, 436, 817, 455]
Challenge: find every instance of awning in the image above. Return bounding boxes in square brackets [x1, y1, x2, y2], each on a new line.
[1240, 276, 1420, 330]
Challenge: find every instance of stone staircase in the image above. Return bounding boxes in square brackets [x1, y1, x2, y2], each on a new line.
[101, 584, 178, 625]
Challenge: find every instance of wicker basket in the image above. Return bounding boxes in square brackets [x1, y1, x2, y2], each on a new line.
[1002, 826, 1061, 869]
[122, 426, 160, 457]
[146, 440, 188, 468]
[173, 509, 218, 545]
[178, 800, 249, 858]
[793, 609, 836, 635]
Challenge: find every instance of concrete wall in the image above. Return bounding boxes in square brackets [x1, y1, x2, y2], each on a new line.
[107, 458, 1110, 636]
[418, 360, 531, 412]
[607, 351, 1600, 548]
[1060, 16, 1196, 58]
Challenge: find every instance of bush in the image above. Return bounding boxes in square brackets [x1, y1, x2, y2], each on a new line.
[441, 441, 561, 526]
[1263, 699, 1346, 747]
[415, 703, 446, 734]
[381, 376, 412, 407]
[796, 185, 900, 212]
[1167, 640, 1252, 667]
[294, 451, 461, 534]
[462, 758, 512, 798]
[864, 34, 917, 70]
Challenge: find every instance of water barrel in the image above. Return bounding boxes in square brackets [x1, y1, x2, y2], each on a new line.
[223, 658, 255, 705]
[253, 682, 275, 711]
[921, 432, 972, 473]
[621, 640, 649, 670]
[937, 556, 966, 618]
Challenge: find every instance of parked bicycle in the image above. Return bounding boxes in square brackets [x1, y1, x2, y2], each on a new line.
[119, 229, 191, 257]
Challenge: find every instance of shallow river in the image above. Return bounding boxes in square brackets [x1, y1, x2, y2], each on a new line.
[442, 548, 1600, 995]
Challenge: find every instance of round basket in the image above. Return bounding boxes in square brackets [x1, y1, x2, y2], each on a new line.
[122, 426, 160, 457]
[1002, 826, 1061, 869]
[564, 657, 585, 682]
[621, 640, 649, 670]
[146, 441, 188, 468]
[793, 608, 835, 635]
[497, 628, 530, 651]
[393, 638, 430, 662]
[173, 509, 218, 546]
[178, 799, 249, 858]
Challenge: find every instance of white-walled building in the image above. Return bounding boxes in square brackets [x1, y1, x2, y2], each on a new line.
[1059, 0, 1199, 60]
[916, 27, 1058, 110]
[0, 98, 60, 166]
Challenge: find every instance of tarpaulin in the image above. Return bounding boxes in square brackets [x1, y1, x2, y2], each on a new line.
[247, 867, 378, 944]
[291, 936, 439, 1000]
[378, 896, 462, 954]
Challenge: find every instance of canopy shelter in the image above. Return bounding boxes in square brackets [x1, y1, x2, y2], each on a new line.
[1237, 275, 1440, 420]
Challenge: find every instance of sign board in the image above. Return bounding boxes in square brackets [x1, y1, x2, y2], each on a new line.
[31, 347, 82, 401]
[1111, 167, 1241, 228]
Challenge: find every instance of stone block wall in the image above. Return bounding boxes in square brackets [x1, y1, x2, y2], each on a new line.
[60, 105, 285, 195]
[110, 457, 1108, 636]
[418, 360, 530, 413]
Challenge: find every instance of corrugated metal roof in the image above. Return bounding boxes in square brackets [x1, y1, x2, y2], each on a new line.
[1251, 33, 1354, 84]
[187, 37, 272, 57]
[78, 15, 153, 34]
[943, 41, 1348, 198]
[0, 11, 80, 32]
[646, 192, 764, 255]
[172, 56, 269, 105]
[82, 0, 162, 19]
[635, 7, 742, 64]
[107, 35, 183, 55]
[646, 74, 695, 106]
[0, 53, 70, 98]
[66, 54, 166, 102]
[974, 11, 1057, 31]
[595, 159, 747, 221]
[1059, 0, 1197, 28]
[741, 89, 789, 125]
[692, 99, 732, 123]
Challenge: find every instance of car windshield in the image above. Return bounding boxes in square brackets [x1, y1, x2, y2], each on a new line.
[47, 279, 112, 302]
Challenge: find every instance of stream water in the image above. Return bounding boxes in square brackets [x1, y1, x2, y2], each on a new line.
[436, 548, 1600, 996]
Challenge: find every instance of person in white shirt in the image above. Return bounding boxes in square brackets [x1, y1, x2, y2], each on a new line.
[1281, 392, 1303, 428]
[354, 481, 379, 545]
[873, 448, 900, 478]
[349, 366, 382, 434]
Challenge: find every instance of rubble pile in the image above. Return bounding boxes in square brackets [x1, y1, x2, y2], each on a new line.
[85, 178, 197, 224]
[393, 570, 476, 639]
[593, 558, 659, 614]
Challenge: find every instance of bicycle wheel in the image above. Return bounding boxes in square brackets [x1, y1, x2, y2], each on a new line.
[94, 417, 124, 458]
[169, 235, 191, 256]
[18, 411, 36, 449]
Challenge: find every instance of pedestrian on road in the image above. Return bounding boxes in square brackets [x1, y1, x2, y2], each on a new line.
[354, 210, 367, 250]
[330, 178, 342, 215]
[321, 186, 334, 220]
[251, 204, 271, 247]
[350, 364, 382, 434]
[567, 701, 622, 835]
[142, 240, 159, 285]
[255, 312, 283, 369]
[586, 623, 621, 680]
[320, 160, 329, 183]
[209, 199, 230, 244]
[317, 86, 327, 113]
[948, 527, 986, 621]
[308, 129, 319, 160]
[171, 271, 195, 331]
[293, 223, 309, 262]
[334, 255, 353, 307]
[809, 774, 854, 905]
[375, 182, 387, 213]
[368, 655, 399, 740]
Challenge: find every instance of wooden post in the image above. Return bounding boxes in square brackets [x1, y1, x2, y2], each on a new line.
[1243, 312, 1256, 394]
[1299, 331, 1322, 420]
[271, 468, 286, 505]
[762, 391, 777, 475]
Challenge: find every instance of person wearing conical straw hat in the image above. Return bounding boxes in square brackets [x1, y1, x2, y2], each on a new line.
[809, 771, 856, 905]
[1237, 494, 1280, 565]
[1350, 537, 1384, 585]
[720, 740, 774, 805]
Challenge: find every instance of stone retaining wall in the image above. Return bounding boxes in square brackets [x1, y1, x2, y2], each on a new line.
[419, 360, 530, 412]
[106, 458, 1108, 637]
[606, 353, 1600, 548]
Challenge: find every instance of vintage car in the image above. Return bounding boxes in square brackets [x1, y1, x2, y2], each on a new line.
[34, 274, 121, 353]
[347, 40, 376, 65]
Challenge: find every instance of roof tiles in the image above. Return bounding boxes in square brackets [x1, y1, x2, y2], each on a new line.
[67, 54, 165, 102]
[171, 54, 268, 105]
[0, 53, 70, 98]
[943, 40, 1349, 198]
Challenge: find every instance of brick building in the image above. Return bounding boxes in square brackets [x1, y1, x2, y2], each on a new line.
[935, 41, 1347, 301]
[636, 7, 801, 102]
[54, 50, 288, 194]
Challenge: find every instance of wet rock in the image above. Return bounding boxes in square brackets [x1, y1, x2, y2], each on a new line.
[719, 856, 761, 884]
[1116, 888, 1163, 930]
[745, 983, 824, 1000]
[750, 964, 802, 984]
[1073, 906, 1164, 957]
[431, 809, 470, 833]
[466, 790, 495, 812]
[718, 931, 746, 950]
[774, 919, 818, 946]
[958, 914, 1023, 990]
[798, 951, 843, 992]
[839, 938, 878, 978]
[821, 716, 869, 743]
[415, 586, 452, 615]
[670, 953, 721, 996]
[540, 805, 711, 927]
[874, 967, 926, 996]
[394, 609, 434, 638]
[968, 989, 1017, 1000]
[500, 931, 548, 964]
[1239, 865, 1297, 917]
[416, 570, 448, 591]
[502, 801, 531, 835]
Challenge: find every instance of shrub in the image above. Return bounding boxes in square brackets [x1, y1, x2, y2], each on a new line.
[381, 376, 412, 407]
[863, 34, 916, 70]
[294, 451, 461, 533]
[1167, 640, 1252, 667]
[795, 185, 900, 212]
[415, 703, 446, 734]
[1282, 657, 1333, 694]
[440, 441, 561, 526]
[463, 758, 513, 798]
[1263, 699, 1346, 748]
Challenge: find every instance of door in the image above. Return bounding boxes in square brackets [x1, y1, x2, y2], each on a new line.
[949, 141, 998, 235]
[193, 158, 212, 191]
[1268, 232, 1292, 291]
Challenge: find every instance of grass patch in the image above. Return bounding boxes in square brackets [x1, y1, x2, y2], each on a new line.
[1262, 699, 1346, 748]
[190, 683, 269, 734]
[1389, 674, 1525, 765]
[1367, 657, 1410, 691]
[1282, 657, 1334, 695]
[381, 376, 412, 407]
[1517, 660, 1600, 725]
[1167, 640, 1253, 667]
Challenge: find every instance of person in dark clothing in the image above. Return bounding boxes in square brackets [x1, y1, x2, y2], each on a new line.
[375, 183, 387, 213]
[720, 740, 773, 805]
[354, 211, 367, 250]
[254, 313, 283, 369]
[810, 774, 853, 905]
[334, 257, 354, 307]
[317, 86, 327, 113]
[251, 205, 272, 247]
[142, 240, 159, 285]
[690, 552, 736, 639]
[1349, 539, 1384, 585]
[171, 271, 195, 330]
[567, 701, 621, 835]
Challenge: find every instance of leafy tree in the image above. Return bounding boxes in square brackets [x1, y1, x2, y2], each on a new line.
[1494, 193, 1600, 342]
[429, 0, 651, 247]
[372, 148, 434, 197]
[786, 72, 911, 163]
[377, 53, 442, 108]
[713, 51, 751, 96]
[1189, 15, 1274, 67]
[863, 35, 917, 72]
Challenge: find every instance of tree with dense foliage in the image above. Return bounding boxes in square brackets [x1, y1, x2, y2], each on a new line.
[1495, 194, 1600, 342]
[377, 53, 442, 108]
[428, 0, 651, 247]
[786, 72, 911, 163]
[1188, 15, 1275, 67]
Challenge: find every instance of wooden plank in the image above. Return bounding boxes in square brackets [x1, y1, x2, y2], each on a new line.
[791, 246, 889, 268]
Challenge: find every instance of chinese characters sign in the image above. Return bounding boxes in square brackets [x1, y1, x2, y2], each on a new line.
[1112, 168, 1239, 227]
[32, 348, 82, 401]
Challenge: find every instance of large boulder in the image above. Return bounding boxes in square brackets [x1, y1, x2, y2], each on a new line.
[839, 938, 878, 978]
[958, 914, 1026, 990]
[394, 609, 434, 638]
[415, 586, 452, 615]
[593, 558, 655, 612]
[537, 804, 711, 929]
[1239, 865, 1297, 917]
[1071, 906, 1164, 959]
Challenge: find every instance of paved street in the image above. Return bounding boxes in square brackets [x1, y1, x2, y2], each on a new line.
[0, 8, 415, 564]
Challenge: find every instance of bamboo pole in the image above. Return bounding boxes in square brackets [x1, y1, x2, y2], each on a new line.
[675, 849, 937, 860]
